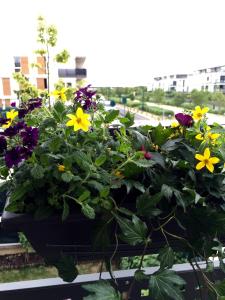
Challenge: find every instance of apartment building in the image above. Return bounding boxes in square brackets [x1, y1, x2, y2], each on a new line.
[149, 65, 225, 93]
[0, 55, 87, 108]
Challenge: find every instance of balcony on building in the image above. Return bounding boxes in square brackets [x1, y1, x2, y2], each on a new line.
[58, 68, 87, 79]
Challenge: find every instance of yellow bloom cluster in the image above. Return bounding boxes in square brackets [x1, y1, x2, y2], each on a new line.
[66, 107, 90, 132]
[2, 109, 18, 128]
[195, 148, 219, 173]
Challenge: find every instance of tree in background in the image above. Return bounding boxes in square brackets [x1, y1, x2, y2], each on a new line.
[173, 92, 187, 106]
[152, 88, 164, 103]
[210, 91, 225, 110]
[190, 89, 210, 106]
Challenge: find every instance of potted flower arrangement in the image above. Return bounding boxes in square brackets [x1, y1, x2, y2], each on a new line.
[1, 87, 225, 299]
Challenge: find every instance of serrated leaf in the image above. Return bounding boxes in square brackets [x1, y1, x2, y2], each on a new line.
[149, 270, 185, 300]
[158, 246, 174, 270]
[137, 192, 162, 217]
[81, 204, 95, 219]
[114, 214, 148, 246]
[31, 164, 44, 179]
[61, 171, 73, 182]
[105, 110, 119, 123]
[133, 159, 155, 168]
[95, 154, 107, 167]
[82, 280, 121, 300]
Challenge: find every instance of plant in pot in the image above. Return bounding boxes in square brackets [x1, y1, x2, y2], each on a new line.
[1, 89, 225, 299]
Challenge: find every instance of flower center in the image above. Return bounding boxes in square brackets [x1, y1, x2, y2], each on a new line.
[204, 159, 209, 164]
[197, 113, 202, 118]
[77, 118, 82, 124]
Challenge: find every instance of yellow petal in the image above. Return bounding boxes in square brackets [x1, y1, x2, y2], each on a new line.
[195, 106, 201, 111]
[202, 107, 209, 114]
[195, 134, 204, 140]
[196, 161, 205, 170]
[209, 157, 220, 164]
[66, 120, 75, 127]
[80, 123, 89, 132]
[76, 107, 84, 118]
[210, 133, 220, 140]
[195, 154, 204, 161]
[206, 162, 214, 173]
[204, 148, 210, 159]
[66, 114, 75, 120]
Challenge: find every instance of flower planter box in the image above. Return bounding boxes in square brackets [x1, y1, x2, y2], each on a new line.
[1, 208, 185, 261]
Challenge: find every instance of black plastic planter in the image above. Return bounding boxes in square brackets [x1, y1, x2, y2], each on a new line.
[1, 207, 185, 262]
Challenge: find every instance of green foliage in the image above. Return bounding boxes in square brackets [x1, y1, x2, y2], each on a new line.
[143, 105, 174, 117]
[82, 281, 122, 300]
[191, 89, 210, 106]
[149, 270, 185, 300]
[55, 49, 70, 63]
[151, 88, 165, 103]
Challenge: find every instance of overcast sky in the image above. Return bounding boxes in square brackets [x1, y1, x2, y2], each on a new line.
[1, 0, 225, 86]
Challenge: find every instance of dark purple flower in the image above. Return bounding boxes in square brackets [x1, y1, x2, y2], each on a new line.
[18, 109, 28, 119]
[15, 121, 26, 131]
[175, 113, 193, 127]
[3, 126, 18, 137]
[28, 98, 42, 111]
[11, 102, 16, 107]
[20, 127, 39, 149]
[75, 85, 96, 101]
[5, 147, 24, 168]
[0, 118, 10, 126]
[0, 136, 7, 153]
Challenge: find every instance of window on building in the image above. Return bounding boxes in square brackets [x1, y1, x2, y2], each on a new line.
[220, 76, 225, 82]
[173, 81, 176, 86]
[207, 77, 209, 81]
[14, 56, 21, 72]
[205, 86, 208, 90]
[67, 82, 72, 87]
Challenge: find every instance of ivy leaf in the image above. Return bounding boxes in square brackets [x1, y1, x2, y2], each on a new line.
[54, 255, 78, 283]
[114, 214, 148, 246]
[105, 110, 119, 123]
[158, 246, 174, 270]
[137, 192, 162, 217]
[82, 280, 122, 300]
[149, 270, 185, 300]
[31, 164, 44, 179]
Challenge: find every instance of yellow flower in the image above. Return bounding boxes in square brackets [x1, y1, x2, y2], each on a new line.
[66, 107, 90, 132]
[114, 171, 124, 178]
[195, 147, 220, 173]
[58, 164, 65, 172]
[192, 106, 209, 121]
[171, 121, 179, 128]
[206, 131, 220, 141]
[2, 109, 18, 128]
[195, 133, 204, 140]
[52, 87, 67, 101]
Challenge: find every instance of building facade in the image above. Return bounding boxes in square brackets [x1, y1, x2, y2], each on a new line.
[149, 65, 225, 93]
[0, 55, 87, 108]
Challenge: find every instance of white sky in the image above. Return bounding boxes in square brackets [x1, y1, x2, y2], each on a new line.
[1, 0, 225, 86]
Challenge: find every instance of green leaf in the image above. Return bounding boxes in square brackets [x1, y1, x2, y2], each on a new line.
[161, 184, 173, 200]
[54, 255, 78, 282]
[53, 100, 65, 114]
[48, 136, 62, 152]
[95, 154, 107, 167]
[161, 138, 183, 152]
[105, 109, 119, 123]
[6, 200, 24, 212]
[114, 214, 148, 246]
[137, 192, 162, 217]
[82, 280, 122, 300]
[119, 111, 134, 128]
[78, 190, 91, 202]
[214, 279, 225, 297]
[61, 171, 73, 182]
[81, 204, 95, 219]
[158, 246, 174, 270]
[10, 185, 28, 202]
[133, 159, 155, 168]
[149, 270, 185, 300]
[31, 164, 44, 179]
[134, 269, 148, 282]
[62, 200, 69, 221]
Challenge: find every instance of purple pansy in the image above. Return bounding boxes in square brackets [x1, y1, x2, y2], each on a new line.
[175, 113, 193, 127]
[75, 85, 97, 110]
[18, 109, 28, 119]
[3, 126, 18, 137]
[0, 118, 10, 126]
[11, 102, 16, 107]
[20, 127, 39, 149]
[5, 147, 24, 168]
[0, 136, 7, 153]
[28, 98, 42, 111]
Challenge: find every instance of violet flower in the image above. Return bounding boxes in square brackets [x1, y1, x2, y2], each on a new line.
[0, 136, 7, 153]
[175, 113, 193, 127]
[20, 127, 39, 149]
[5, 147, 24, 168]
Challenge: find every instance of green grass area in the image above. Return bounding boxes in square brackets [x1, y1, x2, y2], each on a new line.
[0, 266, 58, 283]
